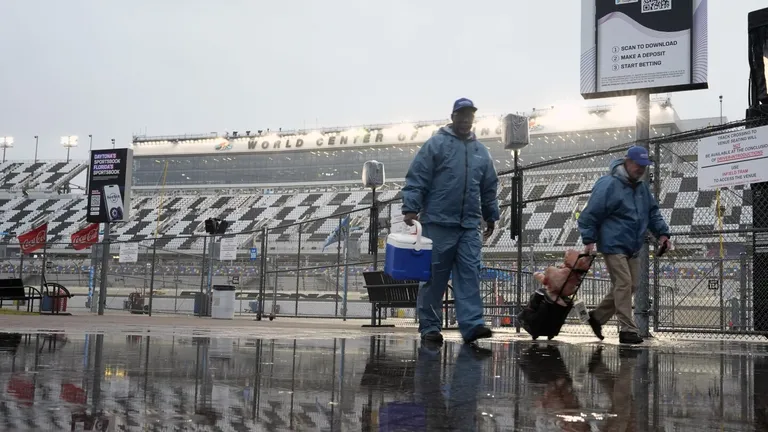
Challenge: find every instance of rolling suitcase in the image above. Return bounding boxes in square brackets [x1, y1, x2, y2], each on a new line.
[517, 253, 596, 340]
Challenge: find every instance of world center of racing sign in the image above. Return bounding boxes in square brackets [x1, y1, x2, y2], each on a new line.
[697, 125, 768, 190]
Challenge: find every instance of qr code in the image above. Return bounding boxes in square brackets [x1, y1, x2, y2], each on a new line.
[90, 194, 100, 208]
[642, 0, 671, 13]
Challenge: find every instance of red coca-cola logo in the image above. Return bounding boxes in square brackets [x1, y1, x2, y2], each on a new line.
[72, 225, 98, 248]
[22, 231, 46, 249]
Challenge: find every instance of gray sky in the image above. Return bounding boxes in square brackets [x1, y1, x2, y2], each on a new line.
[0, 0, 763, 161]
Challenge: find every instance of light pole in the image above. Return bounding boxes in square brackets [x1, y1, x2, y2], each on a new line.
[34, 136, 39, 162]
[111, 138, 115, 149]
[89, 134, 93, 151]
[0, 137, 13, 163]
[719, 95, 723, 125]
[61, 135, 78, 163]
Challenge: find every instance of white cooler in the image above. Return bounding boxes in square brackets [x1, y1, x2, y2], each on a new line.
[211, 285, 236, 320]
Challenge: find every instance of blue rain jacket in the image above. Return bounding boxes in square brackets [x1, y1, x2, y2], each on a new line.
[401, 126, 500, 229]
[578, 159, 670, 256]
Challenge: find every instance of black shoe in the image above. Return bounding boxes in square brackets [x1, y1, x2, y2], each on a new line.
[464, 343, 493, 359]
[588, 312, 604, 341]
[618, 346, 642, 359]
[463, 325, 492, 344]
[421, 331, 444, 344]
[619, 331, 644, 344]
[587, 345, 604, 373]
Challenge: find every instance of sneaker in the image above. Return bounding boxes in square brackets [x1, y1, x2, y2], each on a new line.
[587, 312, 604, 341]
[463, 325, 493, 344]
[421, 331, 444, 344]
[619, 331, 644, 344]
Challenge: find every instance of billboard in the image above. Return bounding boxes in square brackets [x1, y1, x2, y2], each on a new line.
[580, 0, 708, 99]
[86, 148, 134, 223]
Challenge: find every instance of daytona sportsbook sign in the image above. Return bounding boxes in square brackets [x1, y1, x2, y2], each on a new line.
[86, 148, 134, 223]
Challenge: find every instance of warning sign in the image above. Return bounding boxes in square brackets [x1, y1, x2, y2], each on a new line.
[698, 125, 768, 190]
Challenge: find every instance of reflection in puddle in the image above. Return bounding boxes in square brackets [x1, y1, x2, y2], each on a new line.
[0, 332, 763, 430]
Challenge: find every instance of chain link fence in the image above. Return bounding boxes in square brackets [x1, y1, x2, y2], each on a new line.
[1, 119, 767, 340]
[499, 117, 768, 339]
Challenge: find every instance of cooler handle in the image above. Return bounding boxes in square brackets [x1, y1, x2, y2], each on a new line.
[412, 221, 423, 252]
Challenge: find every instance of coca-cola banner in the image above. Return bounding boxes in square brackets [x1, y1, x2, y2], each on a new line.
[18, 223, 47, 254]
[71, 223, 99, 251]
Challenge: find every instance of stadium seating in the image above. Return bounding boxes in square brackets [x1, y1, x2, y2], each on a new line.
[0, 159, 754, 254]
[0, 161, 86, 192]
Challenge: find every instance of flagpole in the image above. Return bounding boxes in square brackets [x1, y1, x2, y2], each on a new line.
[18, 252, 24, 281]
[16, 251, 25, 311]
[40, 233, 48, 297]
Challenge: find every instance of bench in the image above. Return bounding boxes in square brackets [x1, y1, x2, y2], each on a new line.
[0, 279, 42, 313]
[40, 282, 73, 315]
[362, 271, 454, 327]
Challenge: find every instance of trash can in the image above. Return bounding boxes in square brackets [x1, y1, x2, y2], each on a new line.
[41, 295, 54, 312]
[211, 285, 236, 320]
[128, 293, 144, 315]
[194, 293, 211, 317]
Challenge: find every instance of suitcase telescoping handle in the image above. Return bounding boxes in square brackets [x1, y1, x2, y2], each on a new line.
[554, 252, 596, 299]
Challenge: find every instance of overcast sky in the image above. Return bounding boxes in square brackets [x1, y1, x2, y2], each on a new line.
[0, 0, 764, 161]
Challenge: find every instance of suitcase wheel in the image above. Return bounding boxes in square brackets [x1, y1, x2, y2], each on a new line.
[547, 336, 554, 340]
[531, 335, 538, 340]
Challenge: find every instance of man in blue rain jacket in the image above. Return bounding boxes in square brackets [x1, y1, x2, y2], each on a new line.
[401, 98, 500, 344]
[578, 146, 671, 344]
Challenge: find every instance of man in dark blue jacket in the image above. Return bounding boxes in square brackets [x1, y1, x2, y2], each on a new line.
[578, 146, 671, 344]
[401, 98, 500, 344]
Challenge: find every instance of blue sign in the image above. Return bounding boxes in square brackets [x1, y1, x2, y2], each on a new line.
[87, 265, 95, 304]
[250, 248, 258, 260]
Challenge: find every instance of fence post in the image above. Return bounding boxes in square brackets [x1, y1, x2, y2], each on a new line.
[370, 190, 379, 270]
[295, 223, 302, 317]
[148, 241, 157, 316]
[652, 140, 661, 332]
[513, 151, 524, 333]
[336, 216, 342, 318]
[635, 90, 652, 337]
[97, 222, 110, 316]
[270, 239, 278, 320]
[720, 256, 725, 331]
[257, 228, 267, 321]
[88, 246, 98, 312]
[343, 223, 350, 321]
[207, 234, 215, 297]
[18, 252, 24, 283]
[198, 236, 207, 317]
[740, 252, 748, 330]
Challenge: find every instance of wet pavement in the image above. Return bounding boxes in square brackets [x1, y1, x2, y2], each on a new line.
[0, 327, 765, 431]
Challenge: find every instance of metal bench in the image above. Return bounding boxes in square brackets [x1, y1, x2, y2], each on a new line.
[362, 271, 454, 327]
[0, 279, 42, 313]
[40, 282, 73, 315]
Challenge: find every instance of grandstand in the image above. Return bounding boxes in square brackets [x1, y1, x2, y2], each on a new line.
[0, 97, 747, 260]
[1, 97, 753, 323]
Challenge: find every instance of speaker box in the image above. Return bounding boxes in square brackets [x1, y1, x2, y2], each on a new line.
[748, 7, 768, 106]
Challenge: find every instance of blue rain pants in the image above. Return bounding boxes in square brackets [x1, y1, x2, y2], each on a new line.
[417, 223, 485, 340]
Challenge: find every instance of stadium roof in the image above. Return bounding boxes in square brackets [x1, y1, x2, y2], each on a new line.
[131, 97, 680, 157]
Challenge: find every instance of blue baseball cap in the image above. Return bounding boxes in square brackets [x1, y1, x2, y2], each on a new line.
[626, 146, 653, 166]
[452, 98, 477, 113]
